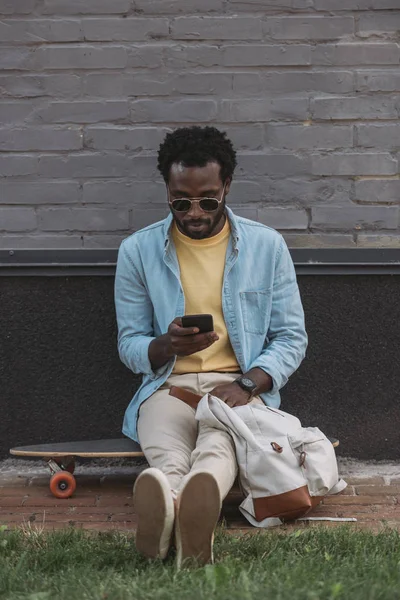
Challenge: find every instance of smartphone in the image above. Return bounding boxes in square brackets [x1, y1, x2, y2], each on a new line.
[181, 314, 214, 334]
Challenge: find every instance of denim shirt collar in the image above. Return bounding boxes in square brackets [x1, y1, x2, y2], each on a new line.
[162, 205, 240, 252]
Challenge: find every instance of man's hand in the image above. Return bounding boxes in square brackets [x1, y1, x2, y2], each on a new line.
[210, 382, 251, 408]
[149, 317, 219, 369]
[167, 317, 219, 357]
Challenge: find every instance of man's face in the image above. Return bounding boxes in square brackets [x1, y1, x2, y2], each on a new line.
[167, 161, 230, 240]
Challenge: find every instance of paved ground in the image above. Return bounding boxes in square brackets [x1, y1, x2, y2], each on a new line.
[0, 459, 399, 533]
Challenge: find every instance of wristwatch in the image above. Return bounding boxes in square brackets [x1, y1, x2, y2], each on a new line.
[234, 375, 258, 397]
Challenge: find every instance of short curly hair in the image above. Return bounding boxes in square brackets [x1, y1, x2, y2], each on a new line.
[157, 126, 237, 183]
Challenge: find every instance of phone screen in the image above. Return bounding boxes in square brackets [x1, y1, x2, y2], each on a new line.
[181, 314, 214, 333]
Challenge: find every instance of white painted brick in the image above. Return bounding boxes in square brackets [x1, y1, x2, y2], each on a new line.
[356, 70, 400, 93]
[220, 98, 308, 122]
[266, 124, 353, 150]
[227, 181, 262, 203]
[132, 0, 224, 12]
[355, 180, 400, 204]
[0, 235, 83, 249]
[0, 208, 36, 232]
[165, 45, 222, 68]
[264, 16, 354, 40]
[2, 181, 81, 204]
[0, 101, 39, 123]
[229, 0, 312, 9]
[34, 45, 128, 70]
[258, 207, 308, 230]
[83, 181, 165, 204]
[130, 99, 218, 122]
[224, 44, 311, 66]
[284, 233, 356, 248]
[130, 207, 169, 230]
[356, 124, 400, 149]
[83, 73, 171, 97]
[314, 0, 400, 10]
[172, 73, 233, 95]
[37, 153, 159, 179]
[311, 205, 399, 230]
[84, 127, 169, 151]
[232, 207, 258, 220]
[83, 234, 127, 248]
[128, 45, 165, 68]
[39, 208, 130, 231]
[0, 127, 83, 151]
[260, 70, 354, 94]
[37, 101, 129, 124]
[0, 0, 35, 14]
[312, 96, 400, 120]
[216, 125, 264, 151]
[42, 0, 131, 14]
[312, 43, 399, 66]
[358, 13, 400, 37]
[0, 74, 82, 98]
[357, 234, 400, 247]
[0, 19, 83, 43]
[1, 47, 32, 70]
[0, 154, 38, 176]
[82, 18, 169, 42]
[311, 152, 397, 176]
[237, 153, 310, 176]
[260, 178, 352, 206]
[171, 17, 263, 40]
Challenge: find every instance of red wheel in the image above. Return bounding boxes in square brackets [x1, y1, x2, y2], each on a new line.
[50, 471, 76, 499]
[54, 458, 75, 474]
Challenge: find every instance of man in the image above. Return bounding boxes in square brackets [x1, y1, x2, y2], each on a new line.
[114, 126, 307, 566]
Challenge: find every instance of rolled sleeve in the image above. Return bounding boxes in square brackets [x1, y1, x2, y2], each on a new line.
[248, 355, 282, 396]
[124, 335, 173, 380]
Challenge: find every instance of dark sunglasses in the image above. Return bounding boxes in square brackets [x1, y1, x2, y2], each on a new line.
[168, 184, 226, 213]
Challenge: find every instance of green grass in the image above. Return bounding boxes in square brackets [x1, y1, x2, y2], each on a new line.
[0, 526, 399, 600]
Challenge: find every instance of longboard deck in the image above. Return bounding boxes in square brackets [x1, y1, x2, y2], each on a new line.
[10, 437, 339, 459]
[10, 438, 144, 458]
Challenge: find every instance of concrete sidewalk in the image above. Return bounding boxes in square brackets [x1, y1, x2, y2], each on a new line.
[0, 459, 399, 533]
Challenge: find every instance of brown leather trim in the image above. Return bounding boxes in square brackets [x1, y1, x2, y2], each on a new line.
[310, 496, 323, 509]
[253, 485, 313, 522]
[169, 386, 202, 410]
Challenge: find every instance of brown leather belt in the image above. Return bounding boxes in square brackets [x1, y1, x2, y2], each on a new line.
[169, 386, 202, 410]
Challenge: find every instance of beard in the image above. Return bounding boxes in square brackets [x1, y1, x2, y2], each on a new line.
[175, 204, 226, 240]
[180, 218, 211, 239]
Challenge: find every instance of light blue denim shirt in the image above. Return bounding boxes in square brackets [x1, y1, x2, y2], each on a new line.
[115, 206, 308, 442]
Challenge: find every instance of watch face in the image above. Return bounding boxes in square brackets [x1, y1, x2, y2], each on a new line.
[241, 378, 255, 388]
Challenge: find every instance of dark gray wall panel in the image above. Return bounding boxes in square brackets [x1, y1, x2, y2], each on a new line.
[1, 275, 399, 460]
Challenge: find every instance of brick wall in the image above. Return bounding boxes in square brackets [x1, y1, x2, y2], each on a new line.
[0, 0, 399, 250]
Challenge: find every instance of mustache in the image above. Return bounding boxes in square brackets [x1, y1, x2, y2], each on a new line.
[184, 218, 210, 225]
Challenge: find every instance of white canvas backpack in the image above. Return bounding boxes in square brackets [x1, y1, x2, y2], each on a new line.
[196, 394, 347, 528]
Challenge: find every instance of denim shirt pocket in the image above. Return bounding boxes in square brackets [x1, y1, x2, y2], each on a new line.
[240, 290, 272, 335]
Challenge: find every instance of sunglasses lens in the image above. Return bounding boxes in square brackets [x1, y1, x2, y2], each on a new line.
[199, 198, 219, 212]
[170, 197, 220, 212]
[171, 199, 192, 212]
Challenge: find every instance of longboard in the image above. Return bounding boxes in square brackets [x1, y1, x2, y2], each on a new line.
[10, 436, 339, 499]
[10, 438, 144, 499]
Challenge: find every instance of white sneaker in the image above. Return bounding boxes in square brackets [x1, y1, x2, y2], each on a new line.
[133, 468, 175, 560]
[175, 471, 221, 568]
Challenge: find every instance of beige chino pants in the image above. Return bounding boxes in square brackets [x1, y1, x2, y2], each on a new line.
[137, 372, 262, 500]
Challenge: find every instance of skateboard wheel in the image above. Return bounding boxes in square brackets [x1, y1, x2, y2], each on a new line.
[50, 471, 76, 499]
[54, 458, 75, 474]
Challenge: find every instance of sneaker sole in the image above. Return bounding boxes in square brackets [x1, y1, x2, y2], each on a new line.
[176, 471, 221, 568]
[133, 468, 174, 560]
